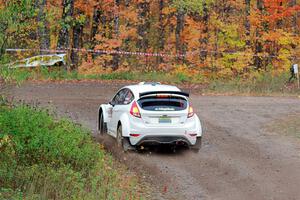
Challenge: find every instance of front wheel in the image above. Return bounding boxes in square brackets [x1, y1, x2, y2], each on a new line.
[117, 125, 135, 152]
[191, 137, 202, 153]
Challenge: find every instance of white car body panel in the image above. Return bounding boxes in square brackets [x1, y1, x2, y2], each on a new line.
[9, 54, 66, 68]
[98, 83, 202, 146]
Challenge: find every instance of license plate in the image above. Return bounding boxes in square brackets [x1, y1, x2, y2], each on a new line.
[159, 116, 171, 123]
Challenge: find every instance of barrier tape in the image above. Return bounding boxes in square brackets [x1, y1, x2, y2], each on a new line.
[5, 48, 284, 59]
[5, 48, 190, 58]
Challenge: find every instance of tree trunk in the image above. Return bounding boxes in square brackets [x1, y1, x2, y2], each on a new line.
[137, 2, 150, 52]
[71, 21, 83, 68]
[290, 0, 298, 34]
[91, 8, 102, 44]
[57, 0, 74, 49]
[36, 0, 50, 54]
[136, 1, 150, 68]
[245, 0, 251, 46]
[200, 1, 209, 62]
[254, 0, 264, 70]
[157, 0, 165, 64]
[175, 9, 185, 62]
[112, 0, 120, 70]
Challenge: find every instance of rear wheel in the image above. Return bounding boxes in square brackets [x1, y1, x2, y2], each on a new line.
[117, 124, 134, 152]
[191, 137, 202, 153]
[98, 112, 107, 135]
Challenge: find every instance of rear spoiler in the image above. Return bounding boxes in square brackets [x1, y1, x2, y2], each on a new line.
[139, 91, 190, 98]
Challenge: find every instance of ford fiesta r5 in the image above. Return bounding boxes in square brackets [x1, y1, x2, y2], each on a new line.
[97, 82, 203, 152]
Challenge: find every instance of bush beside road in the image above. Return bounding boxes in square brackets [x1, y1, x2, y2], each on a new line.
[0, 99, 144, 200]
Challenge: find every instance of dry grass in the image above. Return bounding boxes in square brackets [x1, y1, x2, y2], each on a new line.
[265, 115, 300, 139]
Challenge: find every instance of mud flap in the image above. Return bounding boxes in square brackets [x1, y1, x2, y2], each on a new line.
[191, 137, 202, 153]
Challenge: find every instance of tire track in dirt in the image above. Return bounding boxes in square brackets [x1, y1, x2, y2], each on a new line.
[5, 82, 300, 200]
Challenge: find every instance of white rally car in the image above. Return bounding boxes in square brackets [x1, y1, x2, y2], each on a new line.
[98, 82, 202, 152]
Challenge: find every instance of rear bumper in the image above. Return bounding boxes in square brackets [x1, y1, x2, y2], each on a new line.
[128, 118, 202, 145]
[123, 113, 202, 146]
[135, 136, 191, 146]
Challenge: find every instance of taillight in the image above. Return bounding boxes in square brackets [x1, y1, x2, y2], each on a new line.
[130, 133, 140, 137]
[130, 101, 141, 118]
[156, 94, 170, 98]
[188, 105, 194, 118]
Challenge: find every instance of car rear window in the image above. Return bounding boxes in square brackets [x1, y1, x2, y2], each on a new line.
[137, 96, 187, 111]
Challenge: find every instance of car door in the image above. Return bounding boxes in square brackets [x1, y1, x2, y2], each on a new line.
[107, 89, 128, 136]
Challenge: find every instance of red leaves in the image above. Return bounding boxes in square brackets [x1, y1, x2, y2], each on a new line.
[263, 0, 300, 23]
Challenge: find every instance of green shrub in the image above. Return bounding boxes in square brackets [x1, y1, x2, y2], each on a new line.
[0, 103, 142, 199]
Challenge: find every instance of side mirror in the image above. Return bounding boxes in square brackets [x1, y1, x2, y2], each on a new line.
[109, 101, 115, 107]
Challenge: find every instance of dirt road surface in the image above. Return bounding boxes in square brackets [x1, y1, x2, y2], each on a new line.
[5, 81, 300, 200]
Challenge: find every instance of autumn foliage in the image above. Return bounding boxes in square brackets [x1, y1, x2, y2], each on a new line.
[1, 0, 300, 79]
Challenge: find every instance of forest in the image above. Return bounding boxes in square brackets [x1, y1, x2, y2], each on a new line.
[0, 0, 300, 80]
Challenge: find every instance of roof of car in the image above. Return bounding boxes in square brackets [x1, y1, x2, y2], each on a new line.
[125, 83, 181, 97]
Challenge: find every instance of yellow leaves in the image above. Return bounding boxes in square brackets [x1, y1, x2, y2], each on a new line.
[162, 7, 177, 15]
[262, 29, 295, 46]
[277, 48, 292, 71]
[277, 31, 295, 46]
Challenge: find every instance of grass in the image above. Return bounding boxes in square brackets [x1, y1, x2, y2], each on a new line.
[207, 72, 300, 95]
[266, 115, 300, 139]
[0, 66, 196, 84]
[0, 98, 144, 200]
[83, 71, 194, 84]
[1, 64, 299, 95]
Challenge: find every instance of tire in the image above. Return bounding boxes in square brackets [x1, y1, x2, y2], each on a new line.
[117, 124, 135, 152]
[191, 137, 202, 153]
[98, 112, 107, 135]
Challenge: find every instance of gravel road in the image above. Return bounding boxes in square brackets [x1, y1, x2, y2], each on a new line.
[5, 81, 300, 200]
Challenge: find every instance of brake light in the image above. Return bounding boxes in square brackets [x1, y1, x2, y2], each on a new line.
[130, 101, 141, 118]
[156, 94, 170, 98]
[130, 133, 140, 137]
[188, 105, 194, 118]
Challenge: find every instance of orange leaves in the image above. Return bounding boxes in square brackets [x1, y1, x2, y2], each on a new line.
[74, 0, 97, 16]
[162, 7, 177, 15]
[249, 9, 263, 28]
[261, 30, 282, 42]
[94, 39, 121, 50]
[106, 39, 122, 49]
[182, 16, 202, 49]
[119, 9, 138, 23]
[94, 34, 103, 43]
[102, 0, 115, 11]
[119, 26, 137, 40]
